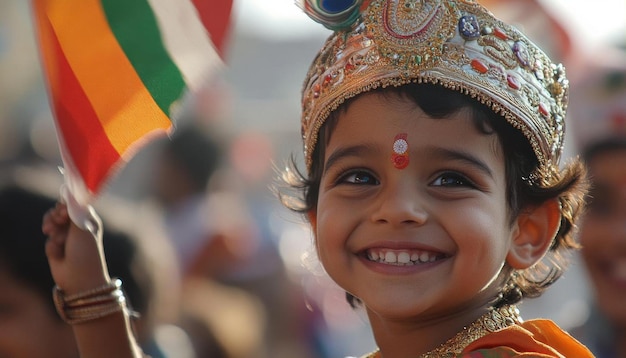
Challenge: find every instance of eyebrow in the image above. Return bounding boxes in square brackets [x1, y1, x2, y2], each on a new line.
[425, 147, 494, 178]
[323, 144, 494, 178]
[324, 144, 378, 173]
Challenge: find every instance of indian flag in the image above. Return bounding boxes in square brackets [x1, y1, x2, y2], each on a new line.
[32, 0, 232, 211]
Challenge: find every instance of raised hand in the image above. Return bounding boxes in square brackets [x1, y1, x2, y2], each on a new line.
[42, 202, 110, 295]
[42, 202, 144, 358]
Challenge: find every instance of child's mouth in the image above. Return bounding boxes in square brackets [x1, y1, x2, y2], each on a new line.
[365, 248, 446, 266]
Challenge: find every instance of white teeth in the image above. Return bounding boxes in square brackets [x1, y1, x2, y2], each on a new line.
[368, 251, 379, 261]
[367, 249, 440, 265]
[397, 252, 411, 263]
[385, 251, 397, 263]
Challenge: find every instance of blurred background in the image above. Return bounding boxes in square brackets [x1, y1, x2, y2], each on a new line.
[0, 0, 624, 357]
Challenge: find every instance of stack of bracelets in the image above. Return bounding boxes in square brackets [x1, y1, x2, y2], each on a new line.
[52, 278, 131, 324]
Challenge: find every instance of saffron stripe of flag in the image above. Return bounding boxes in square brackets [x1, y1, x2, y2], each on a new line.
[32, 0, 231, 201]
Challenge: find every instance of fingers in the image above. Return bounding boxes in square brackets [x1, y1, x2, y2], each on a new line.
[45, 232, 65, 261]
[42, 202, 70, 235]
[42, 202, 71, 260]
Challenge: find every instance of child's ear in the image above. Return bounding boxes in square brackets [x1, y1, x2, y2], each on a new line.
[506, 199, 561, 269]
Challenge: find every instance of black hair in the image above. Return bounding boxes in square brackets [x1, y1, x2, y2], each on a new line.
[582, 136, 626, 164]
[164, 125, 223, 192]
[0, 186, 57, 313]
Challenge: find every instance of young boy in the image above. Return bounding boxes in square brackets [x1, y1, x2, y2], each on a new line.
[42, 0, 592, 357]
[279, 0, 592, 356]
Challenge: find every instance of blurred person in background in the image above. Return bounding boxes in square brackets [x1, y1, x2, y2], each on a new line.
[151, 122, 237, 277]
[0, 185, 77, 358]
[568, 47, 626, 358]
[0, 183, 178, 358]
[576, 137, 626, 358]
[150, 120, 321, 358]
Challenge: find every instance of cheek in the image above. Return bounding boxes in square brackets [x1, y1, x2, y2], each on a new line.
[313, 198, 333, 256]
[447, 201, 513, 272]
[314, 195, 359, 265]
[453, 202, 510, 244]
[315, 204, 342, 254]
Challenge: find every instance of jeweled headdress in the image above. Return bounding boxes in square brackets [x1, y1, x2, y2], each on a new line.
[299, 0, 569, 185]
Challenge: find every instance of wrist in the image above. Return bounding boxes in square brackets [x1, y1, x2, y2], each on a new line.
[53, 278, 129, 325]
[61, 272, 112, 296]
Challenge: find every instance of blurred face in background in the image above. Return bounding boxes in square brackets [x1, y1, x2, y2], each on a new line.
[579, 147, 626, 326]
[0, 267, 78, 358]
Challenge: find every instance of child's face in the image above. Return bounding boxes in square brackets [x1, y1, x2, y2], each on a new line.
[312, 92, 522, 319]
[579, 148, 626, 325]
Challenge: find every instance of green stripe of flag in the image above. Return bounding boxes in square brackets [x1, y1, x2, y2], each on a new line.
[101, 0, 186, 117]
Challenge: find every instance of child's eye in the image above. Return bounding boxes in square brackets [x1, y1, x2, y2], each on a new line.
[431, 172, 474, 187]
[338, 170, 379, 185]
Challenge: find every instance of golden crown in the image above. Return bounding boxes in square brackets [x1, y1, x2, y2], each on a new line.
[300, 0, 568, 182]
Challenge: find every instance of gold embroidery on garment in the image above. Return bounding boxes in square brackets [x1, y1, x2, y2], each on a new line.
[361, 305, 522, 358]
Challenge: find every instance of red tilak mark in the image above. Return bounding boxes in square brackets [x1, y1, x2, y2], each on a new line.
[392, 133, 409, 169]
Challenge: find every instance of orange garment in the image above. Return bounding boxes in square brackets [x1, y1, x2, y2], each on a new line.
[462, 319, 594, 357]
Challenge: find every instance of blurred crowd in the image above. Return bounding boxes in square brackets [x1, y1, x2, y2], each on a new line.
[0, 0, 625, 357]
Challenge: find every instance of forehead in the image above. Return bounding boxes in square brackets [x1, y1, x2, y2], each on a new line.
[328, 92, 494, 144]
[321, 92, 505, 173]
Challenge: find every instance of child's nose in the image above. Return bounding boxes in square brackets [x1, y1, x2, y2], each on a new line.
[369, 180, 427, 226]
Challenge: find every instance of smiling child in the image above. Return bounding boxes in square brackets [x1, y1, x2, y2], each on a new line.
[40, 0, 594, 357]
[280, 0, 593, 356]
